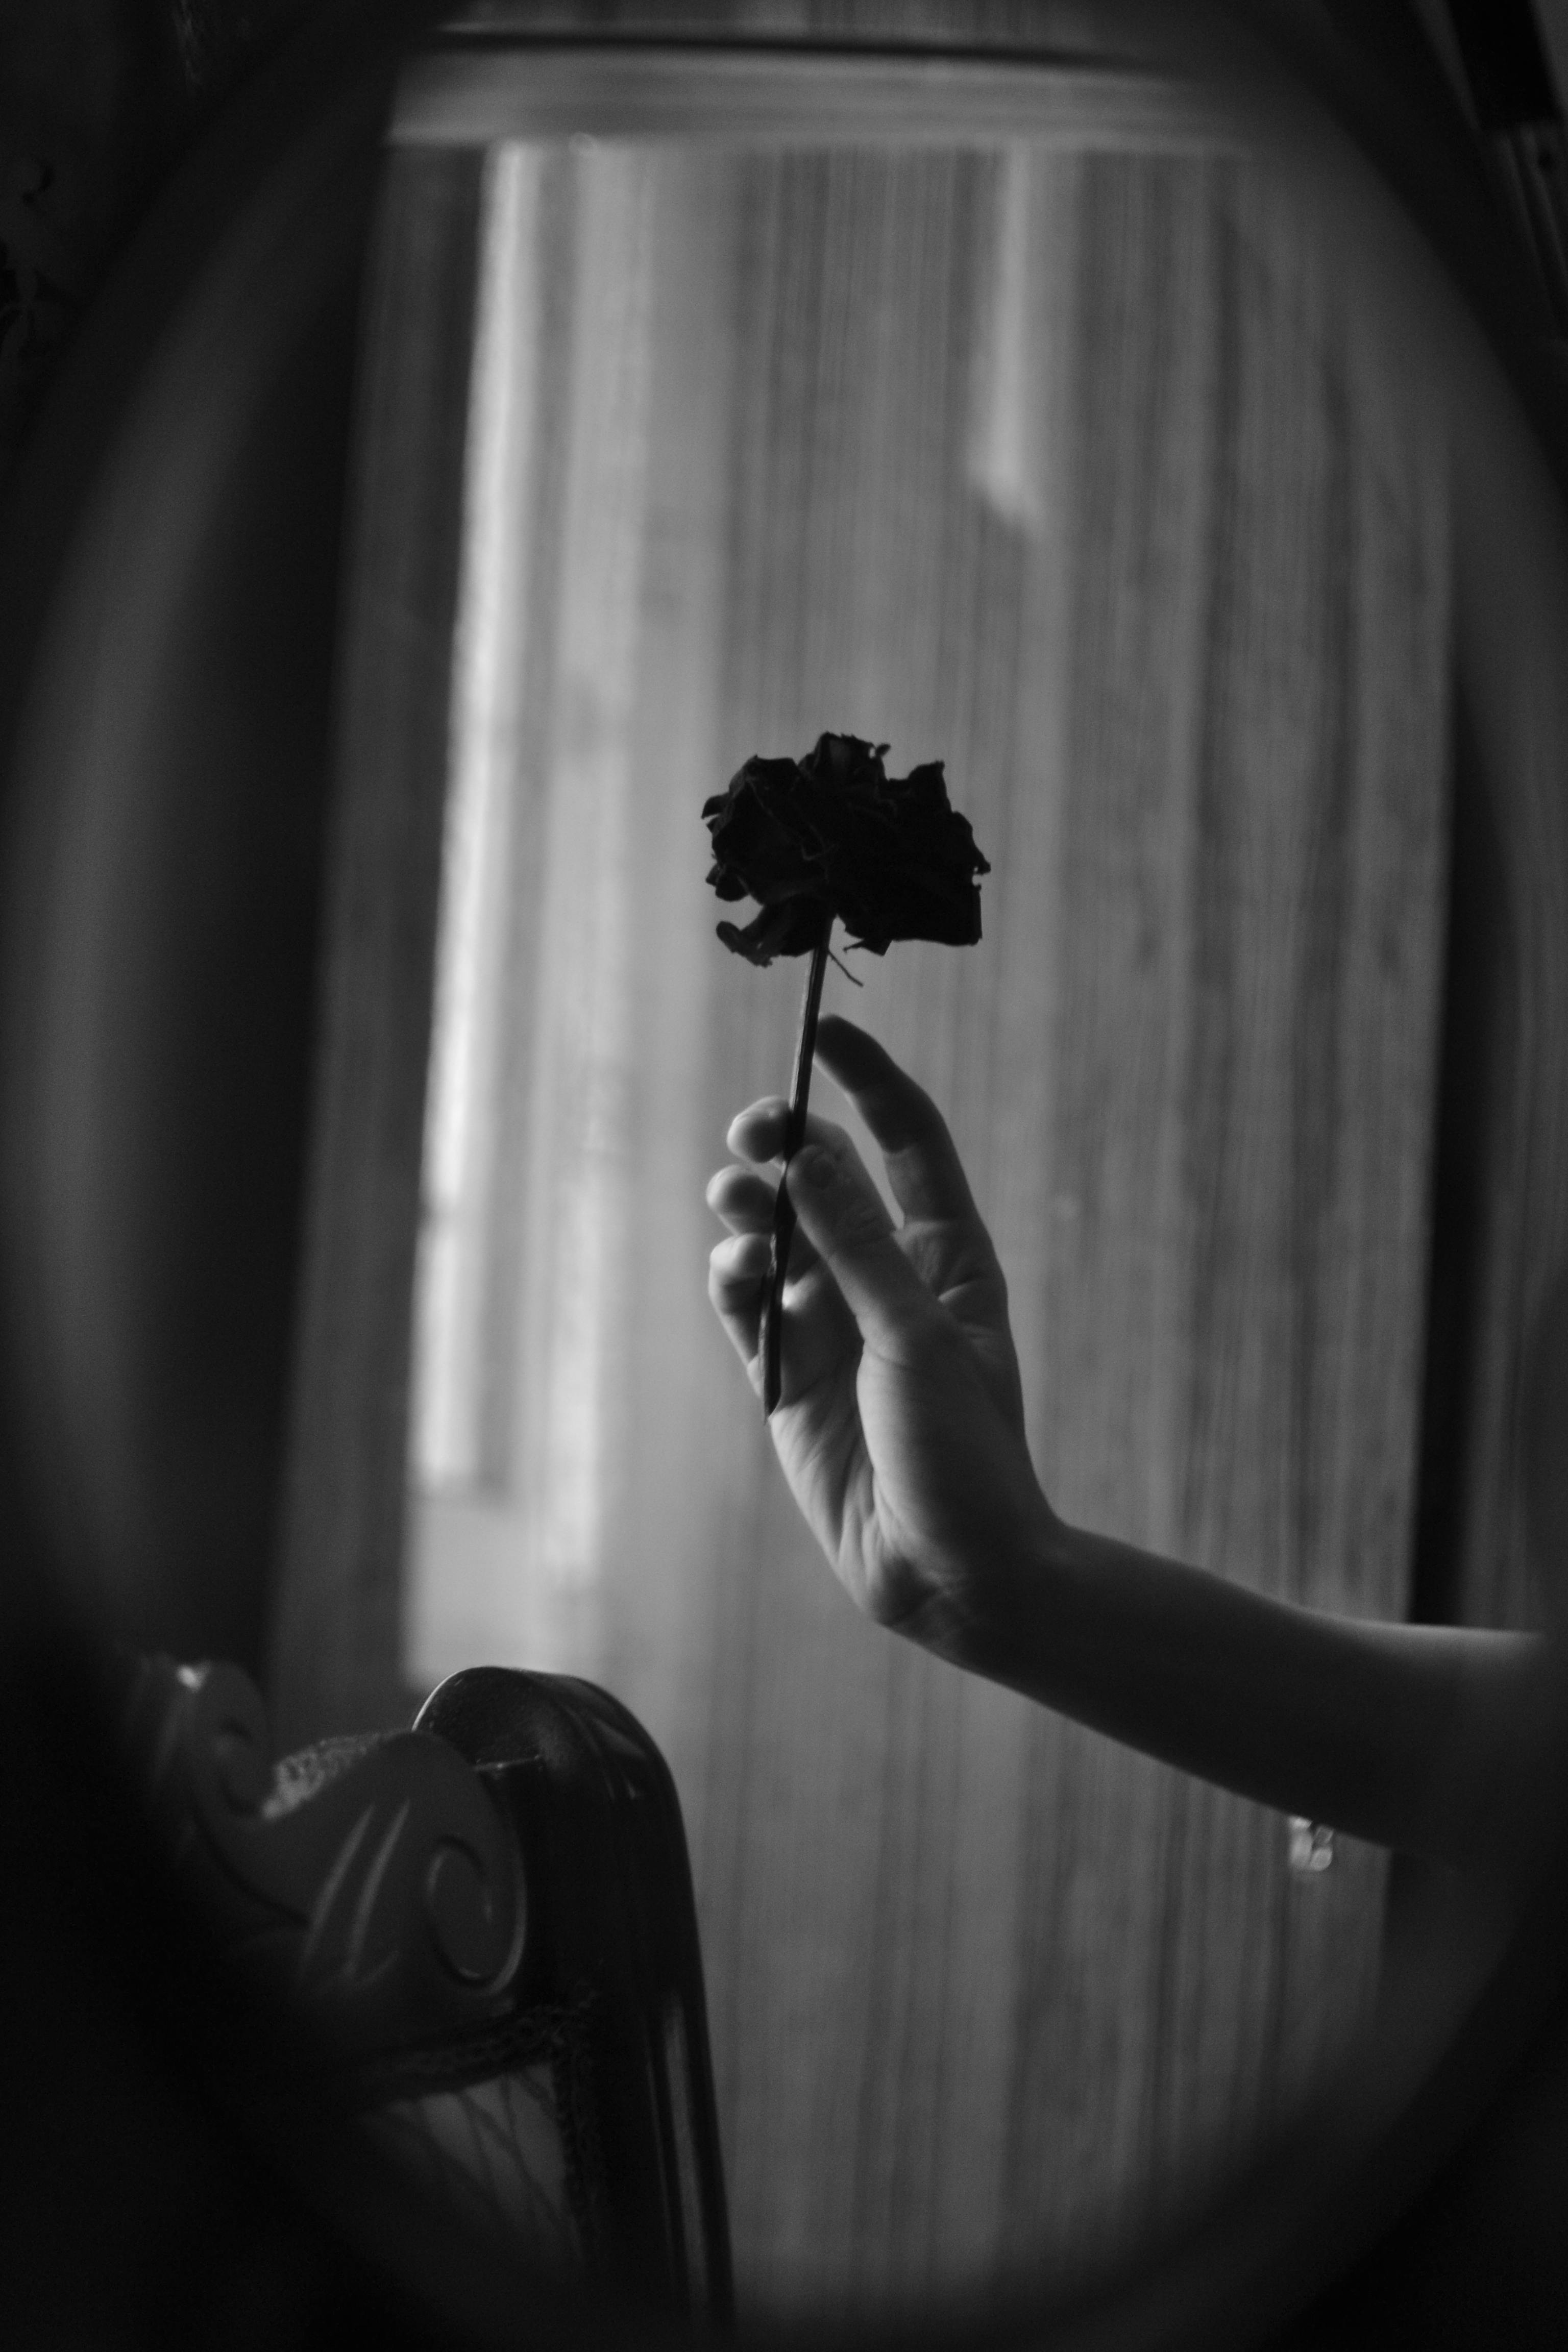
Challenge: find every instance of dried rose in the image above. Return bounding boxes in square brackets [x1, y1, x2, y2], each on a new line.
[702, 732, 990, 965]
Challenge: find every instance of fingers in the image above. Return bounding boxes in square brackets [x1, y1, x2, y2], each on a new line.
[704, 1164, 778, 1233]
[813, 1015, 985, 1233]
[725, 1095, 857, 1170]
[707, 1229, 773, 1375]
[706, 1162, 823, 1283]
[713, 1022, 998, 1371]
[786, 1144, 948, 1364]
[723, 1096, 893, 1243]
[707, 1219, 854, 1393]
[725, 1093, 790, 1165]
[708, 1116, 885, 1383]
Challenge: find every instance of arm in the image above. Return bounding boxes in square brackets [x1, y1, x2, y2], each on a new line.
[967, 1523, 1548, 1876]
[706, 1015, 1556, 1880]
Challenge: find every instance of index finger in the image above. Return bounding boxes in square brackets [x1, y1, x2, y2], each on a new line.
[813, 1014, 985, 1231]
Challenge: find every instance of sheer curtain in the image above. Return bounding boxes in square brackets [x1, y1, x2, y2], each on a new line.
[282, 108, 1456, 2314]
[391, 129, 1452, 2311]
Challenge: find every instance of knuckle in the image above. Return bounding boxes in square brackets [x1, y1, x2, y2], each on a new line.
[827, 1190, 895, 1256]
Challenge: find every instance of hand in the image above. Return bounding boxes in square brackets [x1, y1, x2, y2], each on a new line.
[705, 1015, 1059, 1658]
[713, 1026, 1560, 1876]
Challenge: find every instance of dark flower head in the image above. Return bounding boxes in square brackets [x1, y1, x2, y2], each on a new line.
[702, 732, 991, 966]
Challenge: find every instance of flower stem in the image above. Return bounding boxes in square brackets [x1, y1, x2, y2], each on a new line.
[760, 914, 832, 1415]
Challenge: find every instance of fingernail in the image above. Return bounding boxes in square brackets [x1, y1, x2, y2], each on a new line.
[793, 1148, 834, 1189]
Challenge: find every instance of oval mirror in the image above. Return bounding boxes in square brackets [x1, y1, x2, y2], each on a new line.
[5, 3, 1568, 2344]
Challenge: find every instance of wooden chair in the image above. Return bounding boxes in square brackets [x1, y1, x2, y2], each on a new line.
[119, 1652, 733, 2326]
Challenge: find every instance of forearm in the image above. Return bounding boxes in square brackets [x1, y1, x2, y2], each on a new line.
[955, 1514, 1556, 1877]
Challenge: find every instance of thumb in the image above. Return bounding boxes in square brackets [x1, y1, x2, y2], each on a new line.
[787, 1146, 940, 1360]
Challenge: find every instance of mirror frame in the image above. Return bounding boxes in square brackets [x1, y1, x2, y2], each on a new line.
[4, 4, 1568, 2345]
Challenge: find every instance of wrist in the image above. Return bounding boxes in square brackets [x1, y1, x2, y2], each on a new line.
[940, 1491, 1077, 1686]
